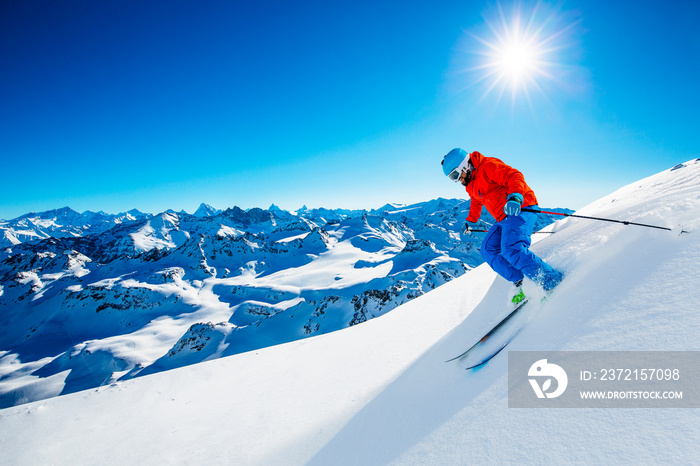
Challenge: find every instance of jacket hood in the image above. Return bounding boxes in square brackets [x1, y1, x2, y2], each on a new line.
[469, 151, 484, 168]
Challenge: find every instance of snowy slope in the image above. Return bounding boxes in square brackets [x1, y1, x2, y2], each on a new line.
[1, 160, 699, 465]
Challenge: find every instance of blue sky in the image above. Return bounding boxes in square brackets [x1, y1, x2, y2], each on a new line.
[2, 0, 699, 219]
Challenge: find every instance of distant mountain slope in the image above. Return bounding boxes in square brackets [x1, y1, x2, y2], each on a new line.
[0, 207, 150, 247]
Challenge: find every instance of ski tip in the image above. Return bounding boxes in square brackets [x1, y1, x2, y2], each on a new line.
[466, 356, 496, 371]
[465, 362, 486, 371]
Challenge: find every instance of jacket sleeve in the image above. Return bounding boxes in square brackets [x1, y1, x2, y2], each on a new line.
[466, 198, 482, 223]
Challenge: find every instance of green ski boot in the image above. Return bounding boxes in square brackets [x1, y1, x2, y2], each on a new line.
[511, 280, 526, 305]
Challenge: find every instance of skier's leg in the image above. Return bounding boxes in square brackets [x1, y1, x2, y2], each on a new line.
[480, 222, 524, 283]
[500, 208, 563, 291]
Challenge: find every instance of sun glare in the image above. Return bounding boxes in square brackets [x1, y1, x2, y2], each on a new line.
[466, 2, 579, 109]
[499, 40, 536, 81]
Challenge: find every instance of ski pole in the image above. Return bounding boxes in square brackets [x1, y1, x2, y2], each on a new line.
[522, 207, 672, 232]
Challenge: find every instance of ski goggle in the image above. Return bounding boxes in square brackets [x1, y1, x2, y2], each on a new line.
[447, 160, 472, 182]
[447, 168, 462, 181]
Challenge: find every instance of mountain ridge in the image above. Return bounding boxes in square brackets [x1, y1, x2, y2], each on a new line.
[0, 197, 569, 408]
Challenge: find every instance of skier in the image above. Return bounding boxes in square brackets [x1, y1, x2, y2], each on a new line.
[441, 148, 563, 303]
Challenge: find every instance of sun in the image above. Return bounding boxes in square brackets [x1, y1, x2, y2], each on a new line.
[466, 2, 579, 108]
[499, 38, 537, 82]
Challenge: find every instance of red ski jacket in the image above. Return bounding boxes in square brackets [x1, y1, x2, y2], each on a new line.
[465, 151, 538, 223]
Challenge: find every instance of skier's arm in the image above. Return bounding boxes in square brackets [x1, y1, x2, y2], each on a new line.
[466, 198, 483, 223]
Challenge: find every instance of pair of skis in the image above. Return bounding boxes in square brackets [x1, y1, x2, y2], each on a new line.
[446, 299, 533, 369]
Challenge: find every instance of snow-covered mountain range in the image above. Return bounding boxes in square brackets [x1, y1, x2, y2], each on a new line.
[0, 198, 567, 408]
[0, 207, 150, 246]
[1, 160, 698, 465]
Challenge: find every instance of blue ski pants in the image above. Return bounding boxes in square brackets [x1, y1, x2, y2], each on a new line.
[480, 207, 563, 290]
